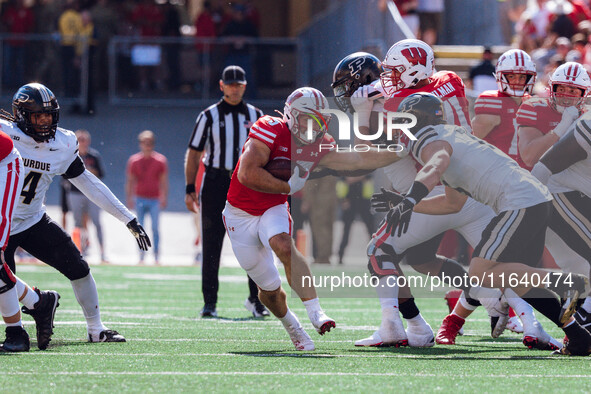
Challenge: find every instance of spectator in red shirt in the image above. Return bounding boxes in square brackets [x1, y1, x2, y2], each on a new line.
[126, 130, 168, 264]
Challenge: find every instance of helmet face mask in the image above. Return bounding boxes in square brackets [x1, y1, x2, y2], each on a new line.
[381, 39, 435, 96]
[548, 62, 591, 112]
[283, 87, 331, 145]
[12, 83, 59, 142]
[331, 52, 383, 112]
[495, 49, 537, 97]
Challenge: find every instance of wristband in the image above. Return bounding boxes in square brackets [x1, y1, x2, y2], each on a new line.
[405, 181, 429, 205]
[185, 184, 196, 194]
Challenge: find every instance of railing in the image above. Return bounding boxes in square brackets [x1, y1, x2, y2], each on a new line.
[108, 36, 301, 108]
[0, 34, 300, 109]
[0, 33, 90, 108]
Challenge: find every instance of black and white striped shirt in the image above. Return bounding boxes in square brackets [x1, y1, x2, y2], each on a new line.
[189, 99, 263, 171]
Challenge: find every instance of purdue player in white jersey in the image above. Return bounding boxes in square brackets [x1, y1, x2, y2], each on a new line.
[532, 116, 591, 353]
[332, 48, 507, 348]
[0, 83, 151, 343]
[387, 92, 591, 356]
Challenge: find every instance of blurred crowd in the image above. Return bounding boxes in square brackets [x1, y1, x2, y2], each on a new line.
[0, 0, 260, 100]
[508, 0, 591, 94]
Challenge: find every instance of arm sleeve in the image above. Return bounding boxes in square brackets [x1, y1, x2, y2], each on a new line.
[68, 169, 135, 224]
[538, 122, 589, 173]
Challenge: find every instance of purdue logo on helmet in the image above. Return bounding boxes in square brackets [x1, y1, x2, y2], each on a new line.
[397, 92, 445, 135]
[331, 52, 383, 112]
[12, 83, 60, 142]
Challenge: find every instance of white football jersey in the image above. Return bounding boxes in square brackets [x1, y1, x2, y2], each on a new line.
[0, 118, 79, 234]
[408, 124, 552, 213]
[547, 118, 591, 197]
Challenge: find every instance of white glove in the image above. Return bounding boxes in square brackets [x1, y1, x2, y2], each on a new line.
[351, 86, 374, 128]
[553, 106, 580, 138]
[287, 166, 309, 195]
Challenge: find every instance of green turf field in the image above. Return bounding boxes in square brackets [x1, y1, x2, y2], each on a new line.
[7, 264, 591, 392]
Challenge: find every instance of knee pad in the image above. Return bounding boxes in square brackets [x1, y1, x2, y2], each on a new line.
[0, 262, 16, 294]
[257, 274, 282, 292]
[367, 255, 401, 279]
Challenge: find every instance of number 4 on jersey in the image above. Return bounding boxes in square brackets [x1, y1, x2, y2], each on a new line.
[21, 171, 41, 204]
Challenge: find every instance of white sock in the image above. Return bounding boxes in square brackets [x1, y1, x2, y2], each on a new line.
[71, 273, 106, 333]
[16, 278, 39, 309]
[406, 313, 428, 328]
[504, 288, 536, 331]
[377, 275, 399, 307]
[469, 286, 502, 305]
[0, 287, 22, 327]
[458, 291, 478, 311]
[581, 297, 591, 313]
[279, 308, 301, 330]
[303, 298, 321, 316]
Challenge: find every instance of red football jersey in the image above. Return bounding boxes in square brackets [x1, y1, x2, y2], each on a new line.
[516, 97, 562, 169]
[474, 90, 528, 168]
[384, 71, 471, 129]
[0, 130, 13, 160]
[227, 115, 335, 216]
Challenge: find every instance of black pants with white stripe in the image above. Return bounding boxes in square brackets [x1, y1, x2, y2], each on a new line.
[473, 201, 551, 266]
[550, 191, 591, 268]
[200, 170, 258, 306]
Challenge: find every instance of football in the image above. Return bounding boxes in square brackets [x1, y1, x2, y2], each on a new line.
[264, 157, 292, 181]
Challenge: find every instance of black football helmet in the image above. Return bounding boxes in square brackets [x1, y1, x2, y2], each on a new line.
[331, 52, 383, 112]
[12, 83, 60, 142]
[396, 92, 446, 135]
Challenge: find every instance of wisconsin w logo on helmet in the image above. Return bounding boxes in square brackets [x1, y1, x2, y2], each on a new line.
[400, 47, 428, 67]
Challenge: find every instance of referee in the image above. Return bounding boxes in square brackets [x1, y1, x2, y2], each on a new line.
[184, 65, 269, 318]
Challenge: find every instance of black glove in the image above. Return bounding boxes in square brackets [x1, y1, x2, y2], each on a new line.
[127, 218, 151, 251]
[385, 198, 415, 237]
[371, 188, 405, 212]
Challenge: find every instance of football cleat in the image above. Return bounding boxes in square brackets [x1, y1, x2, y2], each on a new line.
[522, 320, 562, 351]
[407, 321, 435, 348]
[436, 314, 465, 345]
[506, 315, 524, 334]
[88, 329, 126, 343]
[200, 303, 217, 318]
[21, 288, 60, 350]
[244, 297, 270, 318]
[288, 326, 315, 351]
[444, 289, 464, 335]
[309, 310, 336, 335]
[480, 294, 509, 338]
[1, 326, 30, 352]
[553, 323, 591, 356]
[355, 317, 408, 347]
[559, 290, 580, 325]
[574, 307, 591, 333]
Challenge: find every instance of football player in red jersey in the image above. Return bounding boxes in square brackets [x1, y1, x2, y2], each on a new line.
[517, 61, 591, 169]
[222, 87, 399, 351]
[0, 130, 38, 352]
[464, 49, 564, 349]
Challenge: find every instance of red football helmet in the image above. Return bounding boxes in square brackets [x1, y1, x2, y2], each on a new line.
[380, 39, 435, 96]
